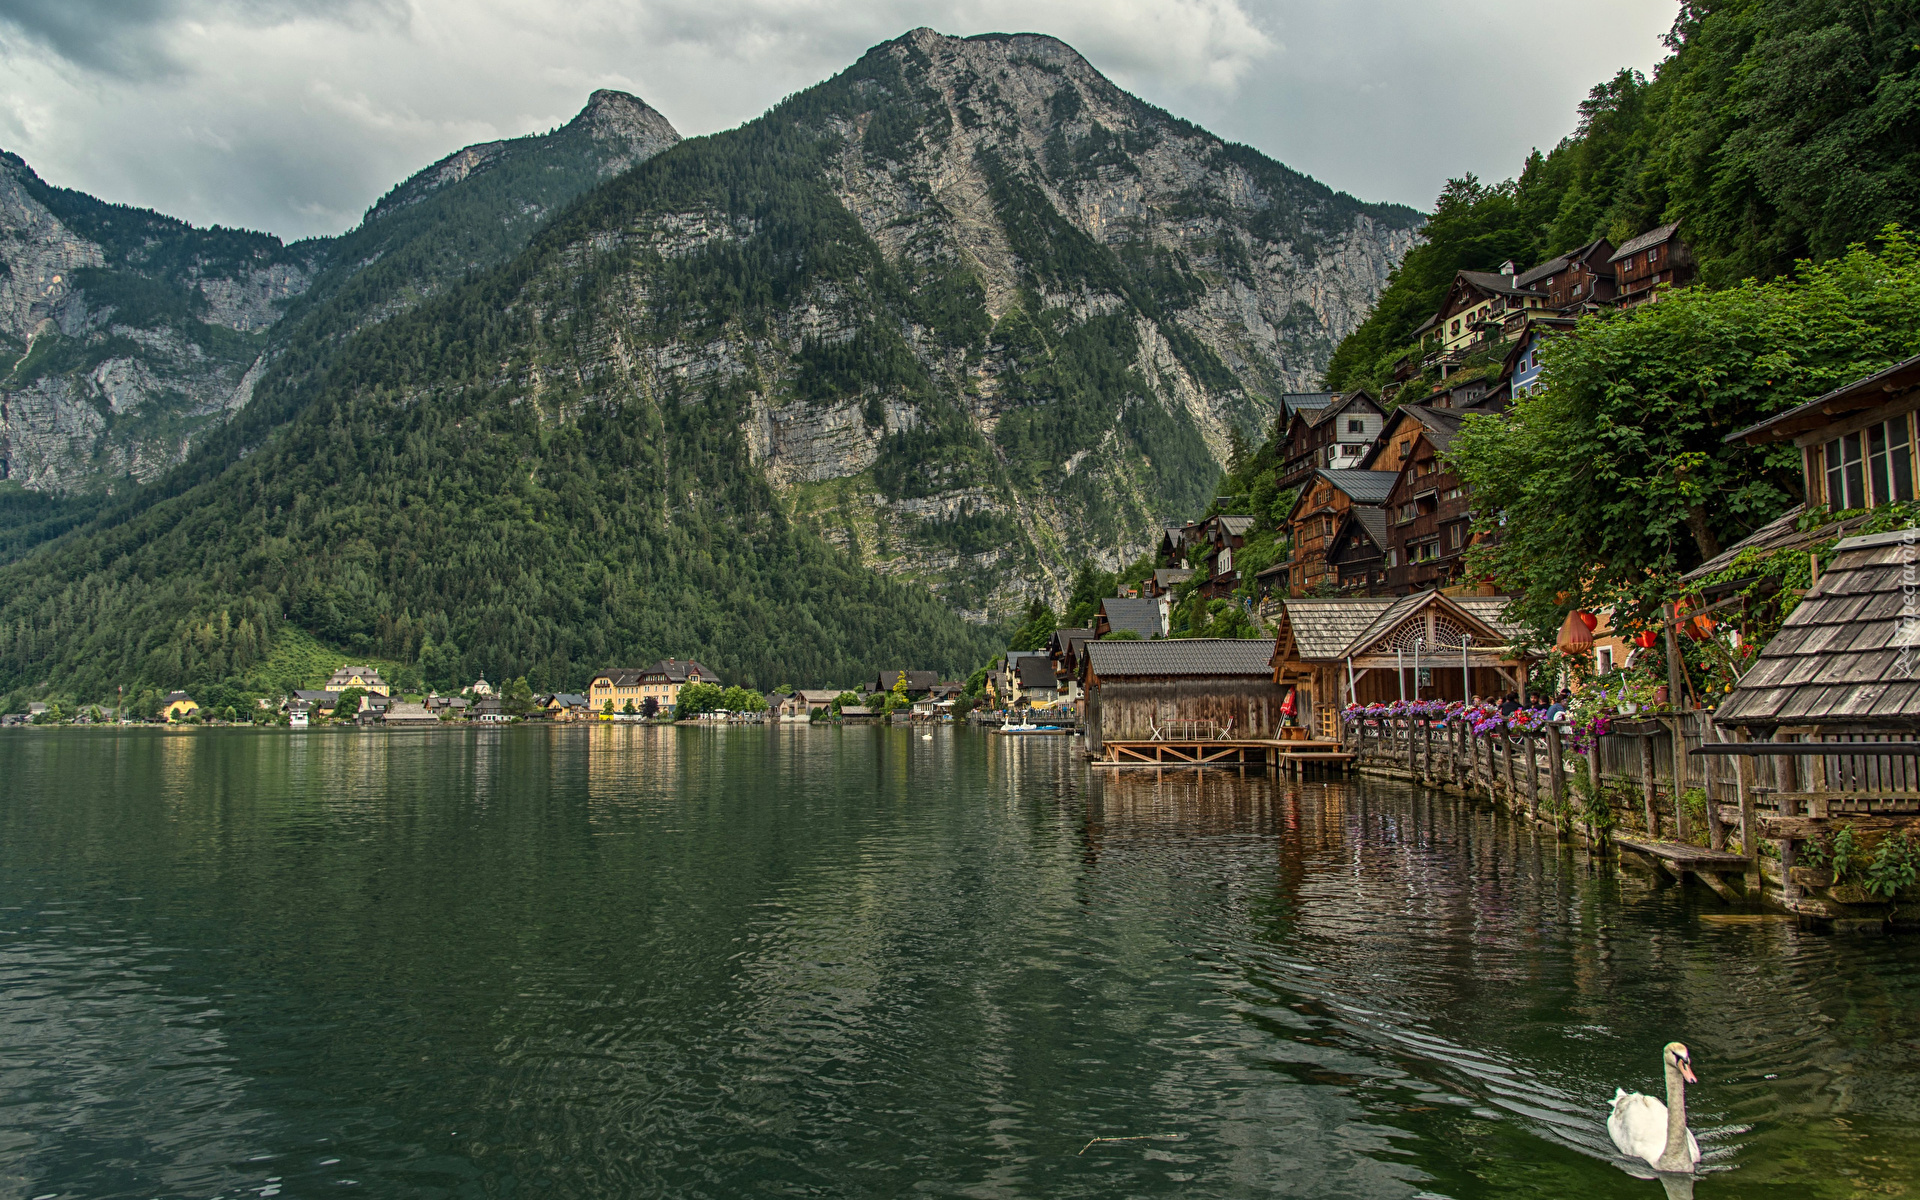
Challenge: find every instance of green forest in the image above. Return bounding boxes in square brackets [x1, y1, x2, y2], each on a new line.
[1326, 0, 1920, 394]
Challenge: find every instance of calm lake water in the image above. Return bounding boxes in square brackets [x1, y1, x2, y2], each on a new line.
[0, 725, 1915, 1199]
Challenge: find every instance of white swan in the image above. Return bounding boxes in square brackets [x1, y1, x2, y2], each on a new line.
[1609, 1041, 1702, 1172]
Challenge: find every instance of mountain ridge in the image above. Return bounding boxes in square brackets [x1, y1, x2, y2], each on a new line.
[0, 31, 1415, 707]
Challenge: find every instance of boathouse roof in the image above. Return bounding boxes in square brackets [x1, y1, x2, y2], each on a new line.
[1084, 638, 1277, 678]
[1016, 656, 1059, 688]
[1273, 593, 1528, 662]
[1715, 529, 1920, 729]
[1099, 597, 1165, 639]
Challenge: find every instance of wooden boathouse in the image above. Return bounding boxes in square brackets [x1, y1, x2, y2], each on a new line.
[1079, 638, 1355, 770]
[1267, 591, 1537, 739]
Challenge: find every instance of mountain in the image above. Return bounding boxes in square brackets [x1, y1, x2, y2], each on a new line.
[0, 31, 1417, 707]
[0, 89, 679, 496]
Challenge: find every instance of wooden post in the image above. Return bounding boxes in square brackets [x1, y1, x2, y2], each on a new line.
[1525, 733, 1540, 817]
[1639, 735, 1659, 840]
[1450, 720, 1463, 788]
[1422, 718, 1433, 784]
[1587, 744, 1603, 842]
[1546, 724, 1566, 820]
[1503, 735, 1518, 809]
[1730, 725, 1759, 889]
[1701, 714, 1726, 852]
[1669, 718, 1690, 843]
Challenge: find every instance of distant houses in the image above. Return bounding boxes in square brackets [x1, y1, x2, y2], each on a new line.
[587, 659, 721, 714]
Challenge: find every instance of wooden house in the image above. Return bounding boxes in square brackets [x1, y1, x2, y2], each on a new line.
[1194, 514, 1256, 597]
[1431, 268, 1549, 356]
[1514, 237, 1616, 312]
[1684, 353, 1920, 589]
[1609, 222, 1695, 307]
[1325, 507, 1391, 594]
[1267, 592, 1535, 738]
[796, 689, 842, 715]
[1365, 406, 1482, 595]
[1047, 627, 1095, 701]
[1280, 391, 1385, 487]
[871, 670, 938, 697]
[1283, 468, 1396, 596]
[1143, 568, 1192, 598]
[1080, 638, 1284, 752]
[1096, 596, 1167, 639]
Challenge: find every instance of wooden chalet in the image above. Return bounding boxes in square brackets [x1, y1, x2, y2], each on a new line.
[1284, 468, 1396, 596]
[1365, 406, 1483, 595]
[1195, 514, 1256, 598]
[1279, 390, 1384, 487]
[1513, 237, 1616, 312]
[1156, 523, 1199, 569]
[1325, 506, 1391, 594]
[1267, 592, 1535, 738]
[1080, 638, 1284, 752]
[1431, 268, 1549, 357]
[1609, 222, 1695, 307]
[871, 670, 938, 697]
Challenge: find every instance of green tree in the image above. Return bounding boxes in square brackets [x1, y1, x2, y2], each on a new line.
[333, 687, 366, 718]
[674, 681, 724, 720]
[889, 672, 910, 711]
[623, 699, 637, 715]
[1451, 228, 1920, 637]
[641, 696, 659, 719]
[1007, 598, 1057, 652]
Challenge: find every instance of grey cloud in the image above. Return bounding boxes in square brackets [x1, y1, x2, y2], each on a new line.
[0, 0, 400, 77]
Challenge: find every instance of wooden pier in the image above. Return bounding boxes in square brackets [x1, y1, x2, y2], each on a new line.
[1093, 737, 1355, 775]
[1612, 837, 1753, 901]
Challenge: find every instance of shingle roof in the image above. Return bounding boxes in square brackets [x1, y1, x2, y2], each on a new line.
[1152, 568, 1193, 588]
[1085, 638, 1276, 678]
[1316, 468, 1398, 504]
[1100, 597, 1165, 639]
[1717, 529, 1920, 727]
[1725, 353, 1920, 446]
[1278, 593, 1529, 661]
[1280, 393, 1337, 418]
[1609, 222, 1683, 262]
[1279, 598, 1396, 658]
[1217, 515, 1255, 537]
[1458, 270, 1545, 299]
[1513, 238, 1610, 289]
[1017, 656, 1059, 688]
[1350, 506, 1390, 548]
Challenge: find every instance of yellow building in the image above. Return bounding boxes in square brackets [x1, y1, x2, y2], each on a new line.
[162, 691, 199, 721]
[588, 659, 721, 714]
[325, 665, 390, 697]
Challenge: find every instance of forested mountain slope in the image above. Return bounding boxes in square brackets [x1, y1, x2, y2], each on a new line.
[1327, 0, 1920, 392]
[0, 89, 678, 498]
[0, 30, 1418, 706]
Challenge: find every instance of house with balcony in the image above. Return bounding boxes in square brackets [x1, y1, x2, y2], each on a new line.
[1430, 268, 1550, 360]
[1194, 514, 1257, 598]
[1516, 237, 1617, 312]
[1282, 468, 1396, 597]
[1278, 390, 1385, 488]
[1610, 222, 1696, 308]
[1364, 405, 1483, 595]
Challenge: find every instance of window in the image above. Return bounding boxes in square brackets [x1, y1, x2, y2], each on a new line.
[1447, 523, 1464, 549]
[1445, 485, 1464, 500]
[1385, 549, 1398, 568]
[1450, 319, 1460, 336]
[1825, 432, 1866, 510]
[1572, 282, 1582, 297]
[1322, 517, 1335, 537]
[1347, 418, 1365, 433]
[1596, 646, 1615, 674]
[1647, 248, 1659, 266]
[1867, 417, 1915, 506]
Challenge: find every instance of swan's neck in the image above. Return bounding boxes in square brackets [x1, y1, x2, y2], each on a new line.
[1657, 1060, 1692, 1170]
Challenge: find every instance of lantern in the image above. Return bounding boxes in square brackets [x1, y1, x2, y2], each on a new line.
[1282, 688, 1297, 718]
[1577, 611, 1599, 631]
[1633, 629, 1659, 649]
[1556, 611, 1594, 653]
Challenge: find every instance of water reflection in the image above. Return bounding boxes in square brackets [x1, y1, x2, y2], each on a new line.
[0, 730, 1914, 1198]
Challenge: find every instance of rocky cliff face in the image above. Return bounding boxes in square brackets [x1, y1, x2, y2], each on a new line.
[487, 31, 1421, 617]
[0, 90, 679, 494]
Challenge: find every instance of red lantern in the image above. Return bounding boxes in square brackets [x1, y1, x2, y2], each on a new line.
[1634, 629, 1659, 649]
[1577, 611, 1599, 631]
[1282, 688, 1297, 717]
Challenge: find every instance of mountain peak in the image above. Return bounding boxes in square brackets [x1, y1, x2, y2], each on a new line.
[570, 89, 679, 155]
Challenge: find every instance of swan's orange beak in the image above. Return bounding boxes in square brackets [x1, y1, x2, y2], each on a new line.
[1680, 1058, 1697, 1084]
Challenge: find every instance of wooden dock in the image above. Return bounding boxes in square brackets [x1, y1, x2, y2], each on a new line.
[1613, 836, 1753, 900]
[1093, 738, 1356, 774]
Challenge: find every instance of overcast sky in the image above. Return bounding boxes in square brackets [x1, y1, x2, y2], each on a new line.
[0, 0, 1677, 243]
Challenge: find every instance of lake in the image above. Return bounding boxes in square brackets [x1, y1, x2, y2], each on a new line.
[0, 724, 1914, 1198]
